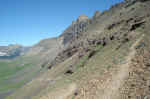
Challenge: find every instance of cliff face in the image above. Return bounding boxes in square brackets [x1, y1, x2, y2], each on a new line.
[60, 15, 90, 45]
[25, 15, 91, 68]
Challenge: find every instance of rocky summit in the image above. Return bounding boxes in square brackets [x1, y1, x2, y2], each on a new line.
[1, 0, 150, 99]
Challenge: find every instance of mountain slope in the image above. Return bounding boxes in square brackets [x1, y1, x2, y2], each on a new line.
[0, 10, 92, 99]
[25, 14, 91, 69]
[5, 0, 150, 99]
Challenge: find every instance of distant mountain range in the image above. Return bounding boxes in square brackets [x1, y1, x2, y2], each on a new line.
[0, 45, 30, 59]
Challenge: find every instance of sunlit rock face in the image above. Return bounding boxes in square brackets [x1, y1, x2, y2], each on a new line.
[60, 15, 90, 45]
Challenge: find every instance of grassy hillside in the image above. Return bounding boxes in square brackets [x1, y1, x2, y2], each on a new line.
[0, 56, 43, 99]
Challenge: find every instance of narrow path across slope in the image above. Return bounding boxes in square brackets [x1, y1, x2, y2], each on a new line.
[99, 35, 144, 99]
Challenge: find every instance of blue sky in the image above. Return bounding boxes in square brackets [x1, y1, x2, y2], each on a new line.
[0, 0, 123, 46]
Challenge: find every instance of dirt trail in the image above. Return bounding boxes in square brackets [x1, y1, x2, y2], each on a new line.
[40, 83, 77, 99]
[99, 35, 144, 99]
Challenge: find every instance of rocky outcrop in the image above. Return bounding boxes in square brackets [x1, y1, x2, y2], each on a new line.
[93, 11, 101, 20]
[60, 15, 90, 45]
[27, 15, 91, 69]
[124, 0, 150, 8]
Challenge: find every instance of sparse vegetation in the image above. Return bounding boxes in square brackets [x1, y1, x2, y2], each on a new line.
[76, 55, 89, 68]
[0, 60, 30, 92]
